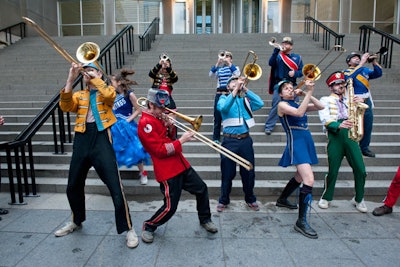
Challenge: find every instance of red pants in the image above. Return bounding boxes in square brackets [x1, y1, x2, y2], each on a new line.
[384, 166, 400, 207]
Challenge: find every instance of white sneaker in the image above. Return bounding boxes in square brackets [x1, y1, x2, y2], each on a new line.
[54, 222, 81, 237]
[318, 199, 330, 209]
[140, 171, 148, 185]
[126, 229, 139, 248]
[351, 197, 368, 213]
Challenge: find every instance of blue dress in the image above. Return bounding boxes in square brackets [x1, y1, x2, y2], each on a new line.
[278, 100, 318, 167]
[111, 91, 150, 168]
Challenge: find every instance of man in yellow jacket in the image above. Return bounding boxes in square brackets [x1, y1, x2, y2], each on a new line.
[55, 62, 139, 249]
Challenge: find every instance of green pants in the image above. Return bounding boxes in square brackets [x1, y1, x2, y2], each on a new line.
[321, 128, 367, 202]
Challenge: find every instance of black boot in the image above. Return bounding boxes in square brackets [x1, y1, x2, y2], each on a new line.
[294, 190, 318, 239]
[276, 177, 300, 209]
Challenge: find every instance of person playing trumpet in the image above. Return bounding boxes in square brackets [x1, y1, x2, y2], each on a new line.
[265, 36, 304, 135]
[137, 88, 218, 244]
[149, 53, 178, 110]
[209, 50, 240, 143]
[216, 76, 264, 212]
[343, 52, 383, 157]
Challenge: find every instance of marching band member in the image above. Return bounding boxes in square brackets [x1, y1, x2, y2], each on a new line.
[265, 36, 303, 135]
[216, 76, 264, 212]
[137, 88, 218, 244]
[209, 50, 240, 143]
[276, 79, 324, 239]
[56, 62, 139, 248]
[318, 72, 368, 213]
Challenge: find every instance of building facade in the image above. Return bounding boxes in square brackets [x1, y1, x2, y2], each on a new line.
[1, 0, 399, 36]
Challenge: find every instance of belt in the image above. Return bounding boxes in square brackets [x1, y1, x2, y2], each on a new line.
[223, 132, 249, 139]
[216, 91, 229, 95]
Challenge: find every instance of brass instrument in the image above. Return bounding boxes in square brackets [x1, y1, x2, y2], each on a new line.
[347, 78, 369, 142]
[137, 97, 253, 171]
[268, 37, 285, 51]
[218, 50, 226, 60]
[22, 17, 107, 77]
[367, 47, 388, 63]
[160, 52, 169, 62]
[242, 50, 262, 82]
[296, 45, 346, 89]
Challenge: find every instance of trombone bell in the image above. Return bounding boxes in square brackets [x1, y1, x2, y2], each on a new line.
[76, 42, 101, 63]
[302, 64, 321, 81]
[243, 63, 262, 80]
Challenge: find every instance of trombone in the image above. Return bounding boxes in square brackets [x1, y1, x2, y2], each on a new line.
[22, 17, 107, 77]
[296, 45, 346, 89]
[137, 97, 253, 171]
[242, 50, 262, 83]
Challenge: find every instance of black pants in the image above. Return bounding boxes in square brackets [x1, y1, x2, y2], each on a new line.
[143, 167, 212, 232]
[67, 123, 132, 234]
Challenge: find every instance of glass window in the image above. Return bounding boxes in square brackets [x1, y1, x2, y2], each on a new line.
[82, 0, 104, 24]
[59, 1, 80, 24]
[292, 0, 311, 21]
[351, 0, 373, 21]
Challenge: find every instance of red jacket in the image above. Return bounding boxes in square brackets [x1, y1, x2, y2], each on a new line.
[138, 110, 190, 182]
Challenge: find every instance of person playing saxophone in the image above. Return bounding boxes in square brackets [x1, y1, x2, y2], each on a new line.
[318, 71, 368, 213]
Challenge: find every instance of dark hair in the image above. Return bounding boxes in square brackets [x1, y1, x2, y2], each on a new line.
[110, 69, 138, 96]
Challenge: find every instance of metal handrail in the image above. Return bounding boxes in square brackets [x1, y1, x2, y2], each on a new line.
[0, 25, 135, 204]
[0, 22, 26, 46]
[139, 17, 160, 51]
[304, 16, 345, 50]
[359, 25, 400, 68]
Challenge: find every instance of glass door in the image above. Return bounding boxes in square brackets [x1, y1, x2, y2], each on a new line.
[242, 0, 259, 33]
[196, 0, 212, 34]
[174, 1, 186, 33]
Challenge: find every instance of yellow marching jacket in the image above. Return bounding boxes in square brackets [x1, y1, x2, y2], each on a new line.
[59, 78, 117, 133]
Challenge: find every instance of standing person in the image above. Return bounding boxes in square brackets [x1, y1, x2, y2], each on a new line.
[265, 36, 304, 135]
[216, 76, 264, 212]
[318, 72, 368, 213]
[55, 62, 139, 249]
[276, 79, 324, 239]
[149, 52, 178, 110]
[0, 115, 9, 219]
[209, 50, 240, 143]
[343, 52, 383, 157]
[110, 69, 150, 185]
[137, 88, 218, 243]
[372, 166, 400, 216]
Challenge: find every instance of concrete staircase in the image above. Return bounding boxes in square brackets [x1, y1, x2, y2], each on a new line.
[1, 33, 399, 200]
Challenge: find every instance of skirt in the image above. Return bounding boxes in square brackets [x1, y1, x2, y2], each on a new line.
[111, 119, 150, 168]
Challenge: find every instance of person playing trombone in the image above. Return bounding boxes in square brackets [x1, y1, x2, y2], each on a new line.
[265, 36, 304, 135]
[216, 76, 264, 212]
[137, 88, 218, 244]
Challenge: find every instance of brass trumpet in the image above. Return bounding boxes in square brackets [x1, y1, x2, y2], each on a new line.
[137, 97, 253, 171]
[268, 37, 285, 51]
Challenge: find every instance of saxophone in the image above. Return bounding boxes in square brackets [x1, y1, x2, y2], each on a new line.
[347, 78, 369, 142]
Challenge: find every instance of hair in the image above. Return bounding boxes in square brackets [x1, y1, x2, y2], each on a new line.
[111, 69, 138, 96]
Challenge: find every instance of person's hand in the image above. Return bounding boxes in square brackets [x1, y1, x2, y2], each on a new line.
[179, 131, 195, 144]
[360, 53, 370, 65]
[340, 120, 353, 129]
[288, 70, 295, 77]
[294, 88, 304, 96]
[67, 62, 81, 82]
[353, 96, 364, 103]
[304, 79, 315, 93]
[0, 116, 4, 125]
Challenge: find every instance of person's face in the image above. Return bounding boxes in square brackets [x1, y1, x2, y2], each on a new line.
[348, 56, 360, 66]
[83, 67, 101, 83]
[149, 102, 165, 118]
[279, 83, 295, 99]
[110, 76, 121, 92]
[282, 42, 293, 53]
[331, 82, 347, 96]
[227, 79, 239, 91]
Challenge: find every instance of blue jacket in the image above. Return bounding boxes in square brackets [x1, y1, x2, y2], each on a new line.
[269, 48, 303, 86]
[217, 90, 264, 134]
[344, 64, 382, 95]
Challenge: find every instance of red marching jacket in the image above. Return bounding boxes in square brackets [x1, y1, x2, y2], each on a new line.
[138, 110, 190, 182]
